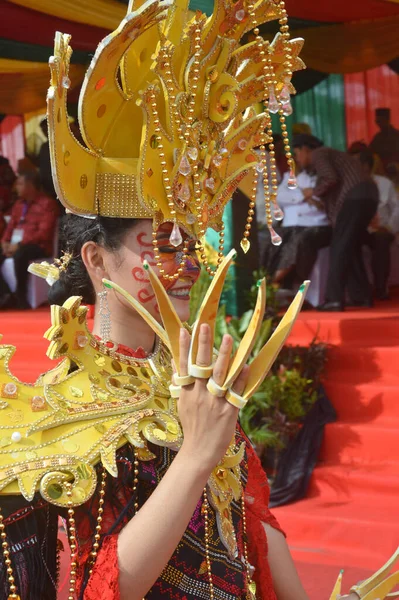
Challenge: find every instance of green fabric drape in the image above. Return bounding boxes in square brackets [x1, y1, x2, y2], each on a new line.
[292, 74, 346, 151]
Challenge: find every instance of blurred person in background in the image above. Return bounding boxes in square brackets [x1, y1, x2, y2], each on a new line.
[369, 108, 399, 171]
[265, 169, 332, 289]
[0, 170, 59, 309]
[0, 155, 16, 215]
[293, 134, 378, 311]
[38, 118, 57, 199]
[357, 149, 399, 300]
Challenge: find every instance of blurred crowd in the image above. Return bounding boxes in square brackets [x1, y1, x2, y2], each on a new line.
[0, 119, 60, 310]
[1, 108, 399, 313]
[258, 108, 399, 311]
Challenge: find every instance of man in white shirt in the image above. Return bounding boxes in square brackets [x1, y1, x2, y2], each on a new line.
[261, 170, 332, 286]
[358, 150, 399, 299]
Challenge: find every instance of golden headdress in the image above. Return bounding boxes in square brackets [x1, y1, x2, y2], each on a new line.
[47, 0, 304, 272]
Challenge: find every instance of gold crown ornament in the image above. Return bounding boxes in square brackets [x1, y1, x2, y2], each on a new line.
[47, 0, 305, 276]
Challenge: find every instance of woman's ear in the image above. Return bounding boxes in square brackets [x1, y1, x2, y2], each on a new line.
[81, 241, 107, 291]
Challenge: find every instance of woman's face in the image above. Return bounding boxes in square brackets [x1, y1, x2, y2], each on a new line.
[103, 220, 200, 323]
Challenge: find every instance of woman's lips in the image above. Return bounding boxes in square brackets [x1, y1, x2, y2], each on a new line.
[167, 286, 191, 300]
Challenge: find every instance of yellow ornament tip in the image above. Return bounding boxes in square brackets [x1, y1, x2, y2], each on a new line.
[240, 238, 250, 253]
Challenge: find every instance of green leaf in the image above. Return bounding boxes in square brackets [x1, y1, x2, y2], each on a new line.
[239, 310, 254, 334]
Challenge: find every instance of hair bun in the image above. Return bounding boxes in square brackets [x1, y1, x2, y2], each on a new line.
[48, 277, 70, 306]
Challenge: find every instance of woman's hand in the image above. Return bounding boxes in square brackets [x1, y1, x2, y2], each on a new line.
[178, 324, 248, 470]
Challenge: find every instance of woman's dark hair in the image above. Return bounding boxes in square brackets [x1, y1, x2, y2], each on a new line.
[48, 214, 137, 306]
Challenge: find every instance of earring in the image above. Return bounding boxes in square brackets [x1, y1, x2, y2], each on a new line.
[98, 287, 111, 342]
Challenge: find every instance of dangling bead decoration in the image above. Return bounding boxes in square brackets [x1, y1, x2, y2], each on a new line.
[240, 238, 251, 254]
[287, 167, 298, 189]
[269, 226, 283, 246]
[279, 84, 291, 105]
[282, 102, 293, 117]
[178, 178, 191, 203]
[169, 222, 183, 247]
[153, 229, 190, 281]
[268, 87, 279, 114]
[273, 205, 284, 221]
[178, 154, 191, 176]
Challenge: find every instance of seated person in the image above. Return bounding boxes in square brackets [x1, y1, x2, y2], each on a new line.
[359, 150, 399, 300]
[0, 170, 59, 309]
[0, 155, 16, 215]
[265, 170, 332, 288]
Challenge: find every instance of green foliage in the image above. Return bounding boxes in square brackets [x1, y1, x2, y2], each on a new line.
[188, 264, 327, 470]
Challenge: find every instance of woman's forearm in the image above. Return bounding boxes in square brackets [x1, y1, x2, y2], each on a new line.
[263, 523, 309, 600]
[117, 447, 211, 600]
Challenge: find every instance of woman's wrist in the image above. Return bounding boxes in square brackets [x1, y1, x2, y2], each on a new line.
[178, 442, 217, 479]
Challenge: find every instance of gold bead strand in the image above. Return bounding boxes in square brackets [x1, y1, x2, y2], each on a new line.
[0, 508, 20, 600]
[185, 21, 202, 135]
[161, 47, 184, 144]
[88, 468, 107, 575]
[238, 0, 259, 255]
[277, 0, 297, 188]
[196, 221, 225, 277]
[217, 223, 225, 262]
[203, 488, 214, 600]
[240, 169, 258, 254]
[152, 232, 190, 281]
[149, 89, 177, 222]
[186, 23, 206, 244]
[250, 20, 279, 242]
[241, 494, 257, 600]
[133, 448, 140, 514]
[66, 483, 78, 600]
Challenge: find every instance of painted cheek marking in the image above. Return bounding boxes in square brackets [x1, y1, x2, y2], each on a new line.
[132, 267, 150, 283]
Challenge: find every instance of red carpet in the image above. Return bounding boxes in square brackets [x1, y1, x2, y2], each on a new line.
[1, 300, 399, 598]
[273, 294, 399, 597]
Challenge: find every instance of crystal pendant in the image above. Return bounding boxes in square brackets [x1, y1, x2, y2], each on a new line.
[269, 226, 282, 246]
[213, 154, 223, 168]
[178, 179, 191, 202]
[287, 168, 298, 189]
[240, 238, 250, 253]
[283, 102, 293, 117]
[279, 85, 291, 105]
[62, 76, 71, 89]
[255, 162, 265, 173]
[268, 88, 279, 114]
[273, 205, 284, 221]
[187, 147, 198, 161]
[204, 177, 215, 192]
[179, 154, 191, 176]
[169, 222, 183, 247]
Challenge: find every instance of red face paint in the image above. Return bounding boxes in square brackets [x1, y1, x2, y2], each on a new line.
[131, 223, 200, 308]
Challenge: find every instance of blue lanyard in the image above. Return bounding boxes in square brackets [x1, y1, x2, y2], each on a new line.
[19, 201, 29, 225]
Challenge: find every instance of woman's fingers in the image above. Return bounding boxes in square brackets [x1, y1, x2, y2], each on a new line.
[212, 335, 233, 387]
[196, 323, 213, 367]
[231, 365, 249, 397]
[179, 328, 190, 377]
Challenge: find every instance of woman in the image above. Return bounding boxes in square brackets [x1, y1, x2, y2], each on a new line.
[1, 213, 308, 600]
[0, 2, 362, 599]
